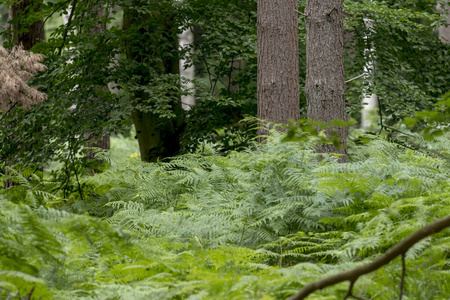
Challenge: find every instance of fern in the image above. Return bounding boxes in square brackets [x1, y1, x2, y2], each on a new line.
[1, 131, 449, 299]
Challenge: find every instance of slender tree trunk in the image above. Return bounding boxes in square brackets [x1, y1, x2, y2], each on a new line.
[84, 4, 110, 165]
[179, 26, 196, 110]
[3, 0, 44, 189]
[305, 0, 348, 162]
[361, 14, 378, 130]
[257, 0, 299, 140]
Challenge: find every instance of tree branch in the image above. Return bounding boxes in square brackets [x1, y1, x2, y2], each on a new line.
[58, 0, 78, 55]
[0, 102, 18, 122]
[345, 73, 367, 84]
[24, 287, 35, 300]
[343, 280, 355, 300]
[294, 9, 307, 17]
[39, 0, 72, 38]
[399, 254, 406, 300]
[287, 215, 450, 300]
[327, 7, 336, 16]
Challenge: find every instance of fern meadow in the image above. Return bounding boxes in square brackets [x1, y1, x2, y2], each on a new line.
[1, 132, 450, 299]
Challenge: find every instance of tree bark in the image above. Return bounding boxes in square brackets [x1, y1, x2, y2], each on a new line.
[437, 2, 450, 43]
[8, 0, 45, 50]
[257, 0, 299, 140]
[305, 0, 348, 162]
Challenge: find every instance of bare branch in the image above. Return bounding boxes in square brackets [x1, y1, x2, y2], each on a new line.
[58, 0, 78, 55]
[24, 287, 35, 300]
[327, 7, 336, 16]
[294, 9, 307, 17]
[343, 280, 355, 300]
[287, 215, 450, 300]
[345, 73, 367, 83]
[343, 280, 370, 300]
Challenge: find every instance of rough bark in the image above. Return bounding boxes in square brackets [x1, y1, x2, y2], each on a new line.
[257, 0, 299, 139]
[305, 0, 348, 162]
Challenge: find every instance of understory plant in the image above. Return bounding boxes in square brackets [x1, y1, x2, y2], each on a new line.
[1, 130, 449, 299]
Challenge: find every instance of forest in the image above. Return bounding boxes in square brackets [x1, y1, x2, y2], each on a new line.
[0, 0, 449, 299]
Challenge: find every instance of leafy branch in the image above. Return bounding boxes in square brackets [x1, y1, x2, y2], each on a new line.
[287, 215, 450, 300]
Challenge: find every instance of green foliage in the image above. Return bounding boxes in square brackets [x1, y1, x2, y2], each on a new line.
[1, 131, 450, 299]
[344, 0, 450, 120]
[403, 92, 450, 141]
[1, 0, 450, 298]
[3, 0, 448, 173]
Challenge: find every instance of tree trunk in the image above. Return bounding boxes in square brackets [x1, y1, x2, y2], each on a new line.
[257, 0, 299, 139]
[438, 3, 450, 43]
[123, 4, 183, 162]
[4, 0, 44, 189]
[305, 0, 348, 162]
[84, 4, 110, 166]
[361, 15, 378, 130]
[8, 0, 44, 50]
[179, 26, 196, 110]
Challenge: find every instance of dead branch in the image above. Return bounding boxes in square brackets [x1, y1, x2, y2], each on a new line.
[287, 215, 450, 300]
[294, 9, 307, 17]
[345, 73, 367, 84]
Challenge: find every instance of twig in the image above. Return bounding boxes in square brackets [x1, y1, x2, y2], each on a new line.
[343, 280, 370, 300]
[58, 0, 78, 55]
[0, 102, 18, 122]
[39, 0, 72, 38]
[327, 7, 336, 16]
[294, 9, 307, 17]
[25, 287, 35, 300]
[345, 73, 367, 84]
[399, 254, 406, 300]
[343, 280, 355, 300]
[382, 125, 415, 138]
[286, 215, 450, 300]
[181, 101, 195, 107]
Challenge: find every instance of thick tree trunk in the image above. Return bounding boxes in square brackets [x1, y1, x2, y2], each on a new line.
[257, 0, 299, 139]
[8, 0, 44, 50]
[124, 4, 183, 162]
[131, 110, 180, 162]
[305, 0, 348, 162]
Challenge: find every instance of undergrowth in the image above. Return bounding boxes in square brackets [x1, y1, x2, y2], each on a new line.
[1, 132, 449, 299]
